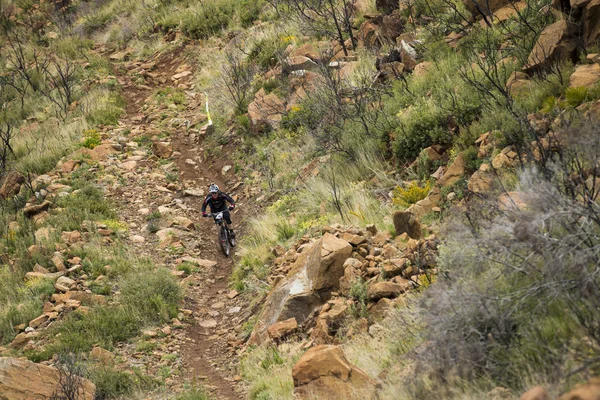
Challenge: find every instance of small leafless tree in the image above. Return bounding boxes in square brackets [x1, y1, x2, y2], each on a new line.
[267, 0, 356, 56]
[218, 51, 257, 115]
[1, 17, 80, 120]
[0, 75, 20, 176]
[284, 54, 393, 159]
[50, 354, 89, 400]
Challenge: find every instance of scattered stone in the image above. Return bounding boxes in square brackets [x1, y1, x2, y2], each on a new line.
[199, 319, 217, 329]
[61, 231, 82, 244]
[392, 210, 422, 240]
[267, 318, 298, 340]
[367, 281, 405, 300]
[152, 142, 173, 158]
[183, 189, 204, 197]
[23, 201, 52, 218]
[90, 347, 115, 365]
[171, 216, 195, 230]
[130, 235, 145, 243]
[249, 233, 351, 344]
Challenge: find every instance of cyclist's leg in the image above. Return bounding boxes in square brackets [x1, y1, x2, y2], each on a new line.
[223, 210, 232, 226]
[223, 210, 235, 237]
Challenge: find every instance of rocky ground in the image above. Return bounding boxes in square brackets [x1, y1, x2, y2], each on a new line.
[1, 46, 259, 399]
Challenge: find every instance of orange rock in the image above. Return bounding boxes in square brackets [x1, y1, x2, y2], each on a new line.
[521, 386, 550, 400]
[0, 357, 95, 399]
[292, 345, 379, 400]
[558, 378, 600, 400]
[267, 318, 298, 340]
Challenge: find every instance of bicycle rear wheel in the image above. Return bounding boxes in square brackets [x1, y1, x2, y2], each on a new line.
[218, 225, 230, 257]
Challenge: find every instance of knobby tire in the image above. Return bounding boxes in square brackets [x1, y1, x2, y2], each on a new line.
[218, 224, 230, 257]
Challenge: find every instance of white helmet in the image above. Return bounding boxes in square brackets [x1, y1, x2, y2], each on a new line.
[209, 183, 219, 194]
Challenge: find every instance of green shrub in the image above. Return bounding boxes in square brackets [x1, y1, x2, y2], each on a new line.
[86, 93, 125, 126]
[348, 278, 368, 318]
[91, 367, 135, 399]
[238, 0, 265, 27]
[275, 221, 295, 241]
[462, 146, 483, 172]
[177, 262, 194, 275]
[248, 37, 283, 70]
[392, 181, 432, 208]
[565, 86, 589, 108]
[176, 388, 210, 400]
[51, 183, 116, 231]
[177, 0, 236, 39]
[82, 129, 102, 149]
[120, 267, 182, 324]
[89, 282, 112, 296]
[53, 306, 141, 354]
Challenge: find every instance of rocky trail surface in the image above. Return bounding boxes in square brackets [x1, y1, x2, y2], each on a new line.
[104, 47, 256, 399]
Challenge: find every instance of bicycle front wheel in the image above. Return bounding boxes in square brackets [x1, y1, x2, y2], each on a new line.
[218, 225, 230, 257]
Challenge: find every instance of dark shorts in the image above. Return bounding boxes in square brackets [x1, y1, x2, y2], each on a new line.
[211, 208, 232, 225]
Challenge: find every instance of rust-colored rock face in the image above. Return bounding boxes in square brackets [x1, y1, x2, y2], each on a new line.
[0, 357, 96, 400]
[292, 345, 379, 400]
[249, 234, 352, 345]
[524, 21, 579, 73]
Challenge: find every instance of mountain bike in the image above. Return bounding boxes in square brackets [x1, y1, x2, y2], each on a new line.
[209, 212, 236, 256]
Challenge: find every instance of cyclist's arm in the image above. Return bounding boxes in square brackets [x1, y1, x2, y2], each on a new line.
[223, 193, 235, 206]
[201, 195, 211, 213]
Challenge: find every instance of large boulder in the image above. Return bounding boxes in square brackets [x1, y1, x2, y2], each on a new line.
[248, 88, 286, 134]
[524, 21, 579, 73]
[393, 210, 422, 239]
[292, 345, 379, 400]
[0, 171, 25, 199]
[249, 234, 352, 344]
[437, 152, 467, 188]
[468, 168, 496, 193]
[582, 0, 600, 47]
[570, 63, 600, 87]
[0, 357, 96, 399]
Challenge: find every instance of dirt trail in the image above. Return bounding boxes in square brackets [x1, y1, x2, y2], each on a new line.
[108, 47, 252, 399]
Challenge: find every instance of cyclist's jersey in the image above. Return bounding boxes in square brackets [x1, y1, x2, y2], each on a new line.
[202, 192, 235, 213]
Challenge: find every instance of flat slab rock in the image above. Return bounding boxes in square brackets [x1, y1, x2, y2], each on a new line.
[0, 357, 96, 399]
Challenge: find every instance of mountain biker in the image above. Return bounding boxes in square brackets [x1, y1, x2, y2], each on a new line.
[202, 183, 236, 238]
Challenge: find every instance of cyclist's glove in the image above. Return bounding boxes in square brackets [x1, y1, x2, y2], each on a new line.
[228, 205, 234, 211]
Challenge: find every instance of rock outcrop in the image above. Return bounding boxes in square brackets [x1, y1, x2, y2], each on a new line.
[248, 88, 286, 134]
[570, 63, 600, 88]
[524, 21, 579, 73]
[249, 233, 352, 344]
[0, 357, 96, 400]
[0, 171, 25, 199]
